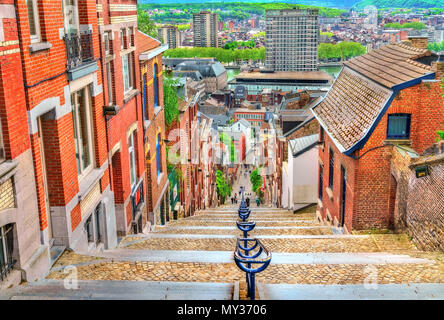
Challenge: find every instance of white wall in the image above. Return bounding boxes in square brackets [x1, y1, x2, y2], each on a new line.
[292, 146, 319, 204]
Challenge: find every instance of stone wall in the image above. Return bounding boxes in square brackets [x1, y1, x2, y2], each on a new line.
[391, 147, 444, 252]
[406, 156, 444, 252]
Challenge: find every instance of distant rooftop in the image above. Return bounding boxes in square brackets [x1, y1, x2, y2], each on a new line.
[234, 71, 333, 82]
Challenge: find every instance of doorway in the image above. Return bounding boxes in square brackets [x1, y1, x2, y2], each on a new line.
[340, 165, 347, 228]
[37, 116, 53, 246]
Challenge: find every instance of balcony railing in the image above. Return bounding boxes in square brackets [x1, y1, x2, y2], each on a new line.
[63, 30, 94, 70]
[0, 259, 16, 282]
[131, 178, 144, 219]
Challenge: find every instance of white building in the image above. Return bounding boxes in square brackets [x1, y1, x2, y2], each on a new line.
[282, 134, 319, 210]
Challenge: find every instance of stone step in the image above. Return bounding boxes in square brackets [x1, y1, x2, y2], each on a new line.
[1, 280, 234, 300]
[260, 283, 444, 300]
[88, 249, 434, 265]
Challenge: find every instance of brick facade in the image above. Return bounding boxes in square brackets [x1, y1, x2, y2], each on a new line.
[138, 35, 169, 227]
[317, 80, 444, 232]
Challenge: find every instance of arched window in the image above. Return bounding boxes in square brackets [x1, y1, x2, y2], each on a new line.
[156, 133, 162, 177]
[153, 63, 159, 107]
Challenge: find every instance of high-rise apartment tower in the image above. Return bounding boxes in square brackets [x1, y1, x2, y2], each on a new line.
[265, 9, 320, 71]
[158, 25, 181, 49]
[193, 11, 219, 48]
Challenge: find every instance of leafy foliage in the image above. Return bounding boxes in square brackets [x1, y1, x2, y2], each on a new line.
[220, 133, 236, 163]
[138, 9, 158, 38]
[163, 77, 179, 128]
[216, 170, 231, 204]
[164, 47, 265, 63]
[318, 42, 366, 60]
[138, 2, 346, 23]
[320, 31, 334, 38]
[355, 0, 444, 9]
[250, 168, 263, 199]
[384, 21, 426, 30]
[428, 41, 444, 52]
[437, 126, 444, 141]
[224, 40, 256, 49]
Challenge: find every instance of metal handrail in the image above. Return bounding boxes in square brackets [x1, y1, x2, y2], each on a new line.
[234, 238, 272, 300]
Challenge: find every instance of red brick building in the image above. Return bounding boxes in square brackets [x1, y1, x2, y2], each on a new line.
[166, 83, 200, 218]
[99, 1, 146, 236]
[234, 107, 266, 128]
[14, 0, 118, 255]
[312, 40, 444, 232]
[0, 0, 49, 286]
[137, 31, 169, 227]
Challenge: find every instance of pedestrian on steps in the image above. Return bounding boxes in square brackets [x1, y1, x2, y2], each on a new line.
[246, 197, 250, 207]
[256, 198, 260, 207]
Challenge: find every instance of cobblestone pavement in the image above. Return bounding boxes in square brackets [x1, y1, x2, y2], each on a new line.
[45, 202, 444, 289]
[13, 170, 444, 299]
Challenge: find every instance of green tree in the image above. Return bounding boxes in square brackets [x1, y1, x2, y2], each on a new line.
[216, 170, 230, 204]
[163, 77, 179, 128]
[138, 9, 158, 38]
[250, 168, 263, 199]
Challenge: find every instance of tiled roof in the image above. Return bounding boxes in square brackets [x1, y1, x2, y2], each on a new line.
[344, 43, 432, 88]
[312, 67, 392, 152]
[136, 31, 160, 54]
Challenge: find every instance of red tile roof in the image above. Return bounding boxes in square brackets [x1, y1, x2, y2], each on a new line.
[136, 31, 160, 54]
[344, 43, 432, 88]
[312, 67, 392, 152]
[312, 42, 435, 154]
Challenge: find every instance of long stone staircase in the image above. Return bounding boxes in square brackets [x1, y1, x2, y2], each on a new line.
[1, 203, 444, 300]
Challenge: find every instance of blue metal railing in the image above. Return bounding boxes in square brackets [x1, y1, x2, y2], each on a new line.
[234, 238, 271, 300]
[233, 189, 271, 300]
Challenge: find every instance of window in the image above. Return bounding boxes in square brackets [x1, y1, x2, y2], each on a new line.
[104, 32, 111, 55]
[319, 164, 323, 200]
[128, 131, 137, 188]
[72, 87, 94, 177]
[0, 116, 4, 164]
[156, 133, 162, 177]
[62, 0, 79, 35]
[106, 62, 113, 105]
[122, 53, 133, 94]
[387, 114, 411, 139]
[128, 27, 134, 47]
[153, 63, 159, 107]
[85, 215, 94, 243]
[26, 0, 41, 43]
[120, 28, 126, 50]
[94, 204, 102, 244]
[328, 148, 334, 189]
[0, 224, 15, 280]
[142, 73, 149, 120]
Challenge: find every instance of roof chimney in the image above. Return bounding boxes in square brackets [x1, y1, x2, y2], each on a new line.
[432, 51, 444, 80]
[407, 36, 428, 49]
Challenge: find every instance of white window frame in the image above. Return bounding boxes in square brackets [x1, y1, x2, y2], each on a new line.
[27, 0, 41, 43]
[120, 28, 126, 50]
[104, 32, 110, 55]
[106, 62, 113, 105]
[122, 53, 134, 94]
[72, 86, 95, 179]
[128, 131, 137, 188]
